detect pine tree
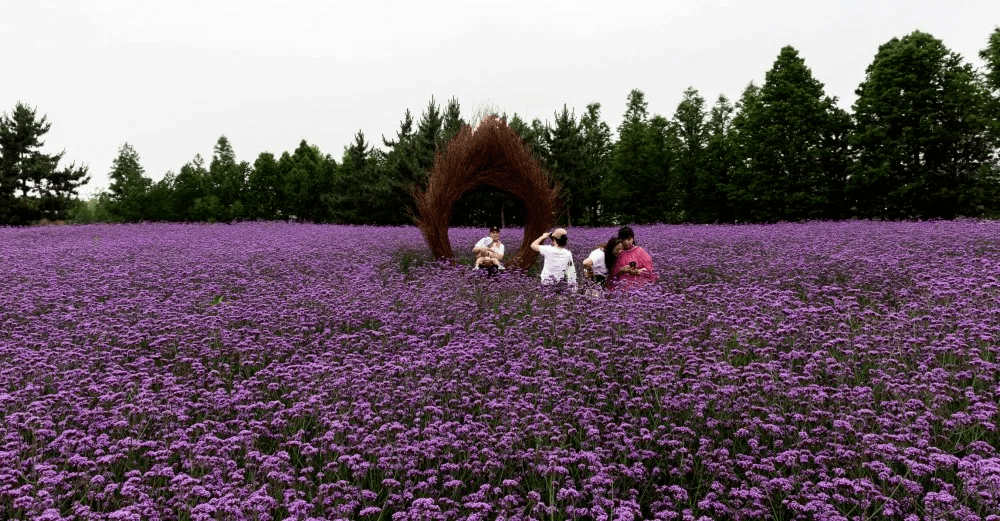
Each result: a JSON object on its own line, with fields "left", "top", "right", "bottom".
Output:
{"left": 980, "top": 27, "right": 1000, "bottom": 93}
{"left": 730, "top": 47, "right": 850, "bottom": 222}
{"left": 107, "top": 143, "right": 152, "bottom": 222}
{"left": 172, "top": 155, "right": 210, "bottom": 221}
{"left": 580, "top": 103, "right": 613, "bottom": 225}
{"left": 851, "top": 31, "right": 997, "bottom": 219}
{"left": 209, "top": 136, "right": 250, "bottom": 221}
{"left": 0, "top": 102, "right": 89, "bottom": 224}
{"left": 441, "top": 97, "right": 465, "bottom": 146}
{"left": 248, "top": 152, "right": 282, "bottom": 220}
{"left": 700, "top": 95, "right": 736, "bottom": 223}
{"left": 671, "top": 88, "right": 709, "bottom": 221}
{"left": 544, "top": 105, "right": 587, "bottom": 226}
{"left": 608, "top": 89, "right": 656, "bottom": 223}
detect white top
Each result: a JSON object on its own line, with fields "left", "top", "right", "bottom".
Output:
{"left": 587, "top": 248, "right": 608, "bottom": 277}
{"left": 475, "top": 237, "right": 505, "bottom": 268}
{"left": 538, "top": 245, "right": 577, "bottom": 286}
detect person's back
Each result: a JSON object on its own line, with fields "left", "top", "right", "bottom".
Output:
{"left": 531, "top": 228, "right": 577, "bottom": 288}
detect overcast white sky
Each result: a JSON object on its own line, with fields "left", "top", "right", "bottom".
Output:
{"left": 2, "top": 0, "right": 998, "bottom": 197}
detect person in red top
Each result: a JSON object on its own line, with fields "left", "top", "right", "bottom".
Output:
{"left": 611, "top": 226, "right": 657, "bottom": 289}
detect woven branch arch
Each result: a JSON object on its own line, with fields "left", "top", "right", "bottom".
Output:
{"left": 414, "top": 116, "right": 559, "bottom": 270}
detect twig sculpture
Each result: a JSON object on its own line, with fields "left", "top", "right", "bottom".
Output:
{"left": 414, "top": 116, "right": 559, "bottom": 270}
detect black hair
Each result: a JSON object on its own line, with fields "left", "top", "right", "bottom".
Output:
{"left": 553, "top": 234, "right": 568, "bottom": 247}
{"left": 489, "top": 226, "right": 500, "bottom": 233}
{"left": 617, "top": 226, "right": 635, "bottom": 241}
{"left": 604, "top": 237, "right": 621, "bottom": 274}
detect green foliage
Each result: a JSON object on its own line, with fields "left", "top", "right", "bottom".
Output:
{"left": 730, "top": 46, "right": 850, "bottom": 222}
{"left": 607, "top": 89, "right": 677, "bottom": 224}
{"left": 543, "top": 105, "right": 588, "bottom": 226}
{"left": 850, "top": 31, "right": 998, "bottom": 219}
{"left": 208, "top": 136, "right": 250, "bottom": 221}
{"left": 107, "top": 142, "right": 152, "bottom": 222}
{"left": 579, "top": 103, "right": 613, "bottom": 225}
{"left": 980, "top": 26, "right": 1000, "bottom": 93}
{"left": 0, "top": 102, "right": 89, "bottom": 224}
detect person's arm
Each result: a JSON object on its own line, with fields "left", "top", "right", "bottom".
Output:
{"left": 530, "top": 232, "right": 550, "bottom": 252}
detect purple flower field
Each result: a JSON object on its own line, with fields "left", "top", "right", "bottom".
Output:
{"left": 2, "top": 221, "right": 1000, "bottom": 520}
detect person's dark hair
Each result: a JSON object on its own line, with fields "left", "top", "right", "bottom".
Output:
{"left": 604, "top": 237, "right": 621, "bottom": 274}
{"left": 489, "top": 226, "right": 500, "bottom": 233}
{"left": 553, "top": 234, "right": 568, "bottom": 247}
{"left": 617, "top": 226, "right": 635, "bottom": 242}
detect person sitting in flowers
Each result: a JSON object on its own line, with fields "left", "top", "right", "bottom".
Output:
{"left": 582, "top": 236, "right": 621, "bottom": 289}
{"left": 473, "top": 226, "right": 504, "bottom": 272}
{"left": 611, "top": 226, "right": 657, "bottom": 289}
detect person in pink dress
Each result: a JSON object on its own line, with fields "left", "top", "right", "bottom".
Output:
{"left": 611, "top": 226, "right": 657, "bottom": 289}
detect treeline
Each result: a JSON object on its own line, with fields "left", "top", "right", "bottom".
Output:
{"left": 5, "top": 29, "right": 1000, "bottom": 227}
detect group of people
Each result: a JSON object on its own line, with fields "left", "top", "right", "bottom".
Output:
{"left": 472, "top": 225, "right": 657, "bottom": 291}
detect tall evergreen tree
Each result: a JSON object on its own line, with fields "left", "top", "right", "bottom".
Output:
{"left": 172, "top": 155, "right": 210, "bottom": 221}
{"left": 107, "top": 142, "right": 152, "bottom": 222}
{"left": 544, "top": 105, "right": 587, "bottom": 226}
{"left": 980, "top": 26, "right": 1000, "bottom": 93}
{"left": 441, "top": 97, "right": 465, "bottom": 146}
{"left": 580, "top": 103, "right": 613, "bottom": 225}
{"left": 850, "top": 31, "right": 997, "bottom": 219}
{"left": 209, "top": 136, "right": 250, "bottom": 221}
{"left": 0, "top": 103, "right": 89, "bottom": 224}
{"left": 281, "top": 140, "right": 335, "bottom": 222}
{"left": 699, "top": 95, "right": 737, "bottom": 223}
{"left": 248, "top": 152, "right": 283, "bottom": 220}
{"left": 671, "top": 88, "right": 709, "bottom": 221}
{"left": 412, "top": 97, "right": 444, "bottom": 183}
{"left": 608, "top": 89, "right": 657, "bottom": 223}
{"left": 730, "top": 46, "right": 850, "bottom": 222}
{"left": 329, "top": 131, "right": 384, "bottom": 223}
{"left": 380, "top": 109, "right": 421, "bottom": 224}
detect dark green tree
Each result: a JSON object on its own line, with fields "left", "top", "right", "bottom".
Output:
{"left": 172, "top": 155, "right": 211, "bottom": 221}
{"left": 208, "top": 136, "right": 250, "bottom": 221}
{"left": 145, "top": 173, "right": 176, "bottom": 222}
{"left": 328, "top": 131, "right": 386, "bottom": 223}
{"left": 543, "top": 105, "right": 588, "bottom": 226}
{"left": 247, "top": 152, "right": 283, "bottom": 220}
{"left": 579, "top": 103, "right": 613, "bottom": 225}
{"left": 379, "top": 109, "right": 422, "bottom": 224}
{"left": 106, "top": 142, "right": 152, "bottom": 222}
{"left": 441, "top": 97, "right": 465, "bottom": 146}
{"left": 671, "top": 88, "right": 709, "bottom": 221}
{"left": 980, "top": 26, "right": 1000, "bottom": 92}
{"left": 850, "top": 31, "right": 997, "bottom": 219}
{"left": 608, "top": 89, "right": 659, "bottom": 223}
{"left": 730, "top": 47, "right": 850, "bottom": 222}
{"left": 281, "top": 140, "right": 336, "bottom": 222}
{"left": 699, "top": 95, "right": 737, "bottom": 223}
{"left": 0, "top": 103, "right": 89, "bottom": 224}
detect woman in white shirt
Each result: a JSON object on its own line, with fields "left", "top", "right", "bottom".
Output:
{"left": 530, "top": 228, "right": 577, "bottom": 288}
{"left": 582, "top": 237, "right": 621, "bottom": 288}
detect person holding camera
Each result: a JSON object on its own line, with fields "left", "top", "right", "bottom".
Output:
{"left": 611, "top": 226, "right": 656, "bottom": 289}
{"left": 530, "top": 228, "right": 577, "bottom": 289}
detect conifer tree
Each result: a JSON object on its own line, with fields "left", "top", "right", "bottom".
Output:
{"left": 580, "top": 103, "right": 613, "bottom": 225}
{"left": 851, "top": 31, "right": 996, "bottom": 218}
{"left": 0, "top": 103, "right": 89, "bottom": 224}
{"left": 107, "top": 142, "right": 152, "bottom": 222}
{"left": 730, "top": 47, "right": 849, "bottom": 222}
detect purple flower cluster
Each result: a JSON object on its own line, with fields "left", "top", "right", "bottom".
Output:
{"left": 2, "top": 221, "right": 999, "bottom": 520}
